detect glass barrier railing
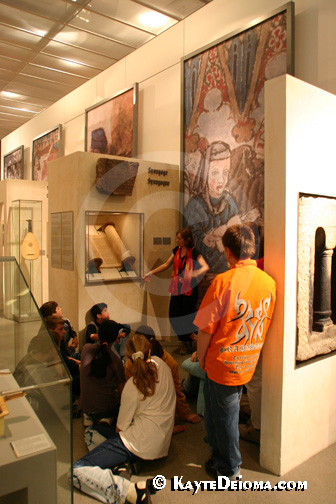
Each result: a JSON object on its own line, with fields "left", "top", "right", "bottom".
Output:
{"left": 0, "top": 256, "right": 73, "bottom": 504}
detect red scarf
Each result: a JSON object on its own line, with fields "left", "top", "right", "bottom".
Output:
{"left": 168, "top": 248, "right": 193, "bottom": 296}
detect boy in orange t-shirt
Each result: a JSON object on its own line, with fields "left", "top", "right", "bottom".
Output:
{"left": 194, "top": 224, "right": 276, "bottom": 479}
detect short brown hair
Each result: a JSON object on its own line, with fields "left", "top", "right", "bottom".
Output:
{"left": 177, "top": 228, "right": 194, "bottom": 248}
{"left": 40, "top": 301, "right": 58, "bottom": 318}
{"left": 222, "top": 224, "right": 256, "bottom": 260}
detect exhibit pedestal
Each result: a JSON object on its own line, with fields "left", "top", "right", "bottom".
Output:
{"left": 0, "top": 372, "right": 57, "bottom": 504}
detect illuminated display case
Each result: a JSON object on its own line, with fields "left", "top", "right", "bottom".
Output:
{"left": 12, "top": 200, "right": 42, "bottom": 321}
{"left": 85, "top": 210, "right": 144, "bottom": 284}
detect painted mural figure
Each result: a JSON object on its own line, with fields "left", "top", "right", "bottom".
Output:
{"left": 185, "top": 141, "right": 241, "bottom": 273}
{"left": 183, "top": 12, "right": 288, "bottom": 274}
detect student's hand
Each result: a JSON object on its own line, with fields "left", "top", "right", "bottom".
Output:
{"left": 115, "top": 331, "right": 126, "bottom": 343}
{"left": 190, "top": 332, "right": 197, "bottom": 342}
{"left": 191, "top": 351, "right": 198, "bottom": 362}
{"left": 90, "top": 333, "right": 99, "bottom": 342}
{"left": 70, "top": 335, "right": 78, "bottom": 348}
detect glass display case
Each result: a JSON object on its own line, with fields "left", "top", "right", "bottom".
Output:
{"left": 0, "top": 257, "right": 73, "bottom": 504}
{"left": 12, "top": 200, "right": 42, "bottom": 321}
{"left": 85, "top": 210, "right": 144, "bottom": 284}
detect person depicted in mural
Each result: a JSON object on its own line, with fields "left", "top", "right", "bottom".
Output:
{"left": 184, "top": 141, "right": 241, "bottom": 273}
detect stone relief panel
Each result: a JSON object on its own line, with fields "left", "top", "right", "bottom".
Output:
{"left": 297, "top": 194, "right": 336, "bottom": 362}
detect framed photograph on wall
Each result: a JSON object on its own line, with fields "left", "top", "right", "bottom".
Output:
{"left": 32, "top": 125, "right": 62, "bottom": 181}
{"left": 85, "top": 83, "right": 138, "bottom": 158}
{"left": 182, "top": 2, "right": 294, "bottom": 275}
{"left": 3, "top": 145, "right": 24, "bottom": 179}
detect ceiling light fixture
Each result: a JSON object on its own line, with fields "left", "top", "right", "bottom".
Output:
{"left": 2, "top": 105, "right": 36, "bottom": 114}
{"left": 1, "top": 91, "right": 21, "bottom": 99}
{"left": 76, "top": 9, "right": 90, "bottom": 23}
{"left": 138, "top": 12, "right": 170, "bottom": 29}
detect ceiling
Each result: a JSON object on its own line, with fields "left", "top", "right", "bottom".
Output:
{"left": 0, "top": 0, "right": 212, "bottom": 140}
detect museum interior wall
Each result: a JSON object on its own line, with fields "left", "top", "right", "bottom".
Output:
{"left": 47, "top": 152, "right": 180, "bottom": 342}
{"left": 1, "top": 0, "right": 336, "bottom": 172}
{"left": 261, "top": 74, "right": 336, "bottom": 474}
{"left": 0, "top": 0, "right": 336, "bottom": 478}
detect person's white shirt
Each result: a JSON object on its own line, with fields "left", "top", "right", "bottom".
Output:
{"left": 117, "top": 355, "right": 176, "bottom": 459}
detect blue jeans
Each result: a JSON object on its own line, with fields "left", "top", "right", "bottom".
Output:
{"left": 204, "top": 375, "right": 243, "bottom": 476}
{"left": 182, "top": 358, "right": 206, "bottom": 416}
{"left": 74, "top": 433, "right": 136, "bottom": 470}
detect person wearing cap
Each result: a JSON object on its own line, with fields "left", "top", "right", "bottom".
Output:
{"left": 184, "top": 141, "right": 241, "bottom": 274}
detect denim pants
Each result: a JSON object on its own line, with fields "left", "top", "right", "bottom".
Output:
{"left": 204, "top": 375, "right": 243, "bottom": 476}
{"left": 74, "top": 433, "right": 136, "bottom": 470}
{"left": 181, "top": 358, "right": 206, "bottom": 416}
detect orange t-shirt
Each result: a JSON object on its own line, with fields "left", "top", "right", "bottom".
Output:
{"left": 194, "top": 259, "right": 276, "bottom": 386}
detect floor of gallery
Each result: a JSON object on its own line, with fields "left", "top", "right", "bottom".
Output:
{"left": 72, "top": 341, "right": 336, "bottom": 504}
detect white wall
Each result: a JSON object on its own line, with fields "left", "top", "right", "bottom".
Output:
{"left": 1, "top": 0, "right": 336, "bottom": 173}
{"left": 262, "top": 74, "right": 336, "bottom": 475}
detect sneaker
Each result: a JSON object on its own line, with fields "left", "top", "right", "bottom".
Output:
{"left": 97, "top": 417, "right": 113, "bottom": 426}
{"left": 84, "top": 426, "right": 107, "bottom": 451}
{"left": 113, "top": 463, "right": 133, "bottom": 480}
{"left": 205, "top": 459, "right": 241, "bottom": 480}
{"left": 126, "top": 481, "right": 152, "bottom": 504}
{"left": 239, "top": 423, "right": 260, "bottom": 445}
{"left": 204, "top": 458, "right": 217, "bottom": 479}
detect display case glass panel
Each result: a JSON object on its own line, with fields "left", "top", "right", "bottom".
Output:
{"left": 85, "top": 210, "right": 144, "bottom": 284}
{"left": 12, "top": 200, "right": 42, "bottom": 321}
{"left": 0, "top": 257, "right": 73, "bottom": 504}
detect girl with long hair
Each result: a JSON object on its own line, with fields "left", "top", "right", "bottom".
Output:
{"left": 124, "top": 325, "right": 200, "bottom": 431}
{"left": 80, "top": 320, "right": 125, "bottom": 427}
{"left": 72, "top": 334, "right": 176, "bottom": 503}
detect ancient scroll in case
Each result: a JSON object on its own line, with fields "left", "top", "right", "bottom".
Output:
{"left": 86, "top": 222, "right": 137, "bottom": 281}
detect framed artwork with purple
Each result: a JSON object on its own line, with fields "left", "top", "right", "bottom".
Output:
{"left": 32, "top": 125, "right": 62, "bottom": 181}
{"left": 3, "top": 145, "right": 24, "bottom": 179}
{"left": 182, "top": 2, "right": 294, "bottom": 274}
{"left": 85, "top": 83, "right": 138, "bottom": 158}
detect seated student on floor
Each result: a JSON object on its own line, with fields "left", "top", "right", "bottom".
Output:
{"left": 44, "top": 316, "right": 81, "bottom": 399}
{"left": 86, "top": 303, "right": 130, "bottom": 362}
{"left": 71, "top": 334, "right": 176, "bottom": 502}
{"left": 39, "top": 300, "right": 80, "bottom": 359}
{"left": 80, "top": 320, "right": 125, "bottom": 431}
{"left": 124, "top": 325, "right": 200, "bottom": 433}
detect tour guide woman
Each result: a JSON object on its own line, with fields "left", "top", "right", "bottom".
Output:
{"left": 143, "top": 228, "right": 209, "bottom": 354}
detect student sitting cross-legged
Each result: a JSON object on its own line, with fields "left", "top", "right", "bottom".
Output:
{"left": 71, "top": 333, "right": 176, "bottom": 503}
